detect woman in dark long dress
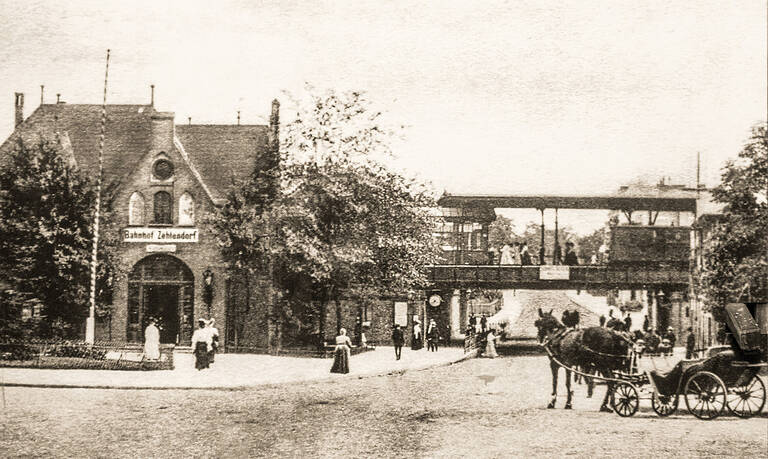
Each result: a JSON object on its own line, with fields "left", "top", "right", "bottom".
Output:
{"left": 191, "top": 319, "right": 210, "bottom": 370}
{"left": 412, "top": 320, "right": 423, "bottom": 350}
{"left": 330, "top": 328, "right": 353, "bottom": 374}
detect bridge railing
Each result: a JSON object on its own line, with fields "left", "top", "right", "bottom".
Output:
{"left": 427, "top": 265, "right": 689, "bottom": 287}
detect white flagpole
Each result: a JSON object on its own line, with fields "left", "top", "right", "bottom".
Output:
{"left": 86, "top": 49, "right": 110, "bottom": 344}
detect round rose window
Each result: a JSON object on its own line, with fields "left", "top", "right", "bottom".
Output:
{"left": 153, "top": 159, "right": 174, "bottom": 180}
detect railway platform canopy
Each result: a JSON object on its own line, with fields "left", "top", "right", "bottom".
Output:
{"left": 437, "top": 193, "right": 697, "bottom": 212}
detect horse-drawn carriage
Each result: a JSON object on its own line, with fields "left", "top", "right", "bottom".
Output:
{"left": 537, "top": 303, "right": 766, "bottom": 420}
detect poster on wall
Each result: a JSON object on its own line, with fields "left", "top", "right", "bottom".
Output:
{"left": 394, "top": 302, "right": 408, "bottom": 326}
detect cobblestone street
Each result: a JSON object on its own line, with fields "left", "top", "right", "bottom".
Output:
{"left": 2, "top": 355, "right": 765, "bottom": 458}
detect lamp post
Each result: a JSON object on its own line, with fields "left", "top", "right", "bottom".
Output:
{"left": 203, "top": 269, "right": 214, "bottom": 317}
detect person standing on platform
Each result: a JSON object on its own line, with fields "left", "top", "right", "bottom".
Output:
{"left": 392, "top": 324, "right": 405, "bottom": 360}
{"left": 191, "top": 319, "right": 211, "bottom": 370}
{"left": 538, "top": 246, "right": 546, "bottom": 265}
{"left": 206, "top": 318, "right": 219, "bottom": 364}
{"left": 564, "top": 242, "right": 579, "bottom": 266}
{"left": 500, "top": 243, "right": 513, "bottom": 264}
{"left": 685, "top": 327, "right": 696, "bottom": 359}
{"left": 553, "top": 243, "right": 562, "bottom": 265}
{"left": 330, "top": 328, "right": 353, "bottom": 374}
{"left": 512, "top": 242, "right": 522, "bottom": 265}
{"left": 144, "top": 318, "right": 161, "bottom": 361}
{"left": 520, "top": 242, "right": 532, "bottom": 265}
{"left": 412, "top": 320, "right": 423, "bottom": 350}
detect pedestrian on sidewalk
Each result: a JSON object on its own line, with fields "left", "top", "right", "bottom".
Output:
{"left": 206, "top": 319, "right": 219, "bottom": 364}
{"left": 412, "top": 320, "right": 423, "bottom": 350}
{"left": 427, "top": 319, "right": 440, "bottom": 352}
{"left": 392, "top": 324, "right": 405, "bottom": 360}
{"left": 480, "top": 314, "right": 488, "bottom": 333}
{"left": 685, "top": 327, "right": 696, "bottom": 359}
{"left": 483, "top": 328, "right": 498, "bottom": 358}
{"left": 330, "top": 328, "right": 353, "bottom": 374}
{"left": 144, "top": 318, "right": 161, "bottom": 361}
{"left": 191, "top": 319, "right": 211, "bottom": 370}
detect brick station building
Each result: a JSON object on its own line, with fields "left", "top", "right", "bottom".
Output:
{"left": 1, "top": 93, "right": 423, "bottom": 349}
{"left": 0, "top": 92, "right": 285, "bottom": 347}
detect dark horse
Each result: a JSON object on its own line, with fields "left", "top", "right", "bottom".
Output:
{"left": 535, "top": 308, "right": 631, "bottom": 412}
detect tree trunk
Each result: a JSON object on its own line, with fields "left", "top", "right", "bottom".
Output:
{"left": 318, "top": 299, "right": 327, "bottom": 350}
{"left": 335, "top": 298, "right": 342, "bottom": 334}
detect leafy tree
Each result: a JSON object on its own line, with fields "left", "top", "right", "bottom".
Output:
{"left": 577, "top": 227, "right": 606, "bottom": 263}
{"left": 519, "top": 221, "right": 577, "bottom": 263}
{"left": 488, "top": 214, "right": 518, "bottom": 249}
{"left": 210, "top": 87, "right": 441, "bottom": 346}
{"left": 699, "top": 124, "right": 768, "bottom": 321}
{"left": 0, "top": 139, "right": 117, "bottom": 338}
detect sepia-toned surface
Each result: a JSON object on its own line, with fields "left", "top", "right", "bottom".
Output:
{"left": 2, "top": 357, "right": 765, "bottom": 458}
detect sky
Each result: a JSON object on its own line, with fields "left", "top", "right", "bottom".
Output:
{"left": 0, "top": 0, "right": 765, "bottom": 234}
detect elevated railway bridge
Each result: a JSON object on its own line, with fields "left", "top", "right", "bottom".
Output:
{"left": 420, "top": 192, "right": 700, "bottom": 341}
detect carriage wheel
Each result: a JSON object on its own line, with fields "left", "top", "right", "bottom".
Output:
{"left": 684, "top": 371, "right": 726, "bottom": 420}
{"left": 651, "top": 391, "right": 678, "bottom": 417}
{"left": 726, "top": 375, "right": 766, "bottom": 418}
{"left": 611, "top": 382, "right": 639, "bottom": 417}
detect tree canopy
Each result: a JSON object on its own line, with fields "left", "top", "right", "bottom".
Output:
{"left": 699, "top": 123, "right": 768, "bottom": 320}
{"left": 210, "top": 87, "right": 441, "bottom": 342}
{"left": 0, "top": 139, "right": 117, "bottom": 338}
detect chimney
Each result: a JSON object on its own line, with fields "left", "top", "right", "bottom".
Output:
{"left": 150, "top": 112, "right": 175, "bottom": 154}
{"left": 188, "top": 116, "right": 191, "bottom": 126}
{"left": 40, "top": 85, "right": 44, "bottom": 105}
{"left": 56, "top": 93, "right": 61, "bottom": 104}
{"left": 14, "top": 92, "right": 24, "bottom": 127}
{"left": 237, "top": 110, "right": 240, "bottom": 126}
{"left": 150, "top": 84, "right": 155, "bottom": 106}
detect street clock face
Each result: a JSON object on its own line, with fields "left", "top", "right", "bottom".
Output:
{"left": 428, "top": 294, "right": 442, "bottom": 307}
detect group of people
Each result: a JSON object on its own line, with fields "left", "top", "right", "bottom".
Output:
{"left": 331, "top": 318, "right": 443, "bottom": 374}
{"left": 190, "top": 318, "right": 220, "bottom": 370}
{"left": 466, "top": 312, "right": 489, "bottom": 335}
{"left": 495, "top": 241, "right": 580, "bottom": 266}
{"left": 466, "top": 313, "right": 500, "bottom": 358}
{"left": 497, "top": 242, "right": 532, "bottom": 265}
{"left": 598, "top": 308, "right": 697, "bottom": 360}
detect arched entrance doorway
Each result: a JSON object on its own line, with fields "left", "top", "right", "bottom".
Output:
{"left": 127, "top": 255, "right": 194, "bottom": 344}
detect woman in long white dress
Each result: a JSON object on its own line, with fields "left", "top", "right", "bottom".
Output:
{"left": 483, "top": 329, "right": 499, "bottom": 358}
{"left": 144, "top": 319, "right": 161, "bottom": 360}
{"left": 500, "top": 243, "right": 513, "bottom": 265}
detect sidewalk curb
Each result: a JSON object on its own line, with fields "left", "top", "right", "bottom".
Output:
{"left": 0, "top": 350, "right": 477, "bottom": 391}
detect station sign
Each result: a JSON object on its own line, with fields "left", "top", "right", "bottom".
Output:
{"left": 123, "top": 227, "right": 198, "bottom": 243}
{"left": 539, "top": 265, "right": 570, "bottom": 280}
{"left": 146, "top": 244, "right": 177, "bottom": 253}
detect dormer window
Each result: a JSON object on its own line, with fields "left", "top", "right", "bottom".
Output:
{"left": 153, "top": 158, "right": 174, "bottom": 180}
{"left": 153, "top": 191, "right": 173, "bottom": 224}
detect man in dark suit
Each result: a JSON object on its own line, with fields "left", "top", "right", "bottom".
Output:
{"left": 392, "top": 324, "right": 405, "bottom": 360}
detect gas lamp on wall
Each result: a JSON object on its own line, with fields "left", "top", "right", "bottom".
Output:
{"left": 202, "top": 269, "right": 214, "bottom": 315}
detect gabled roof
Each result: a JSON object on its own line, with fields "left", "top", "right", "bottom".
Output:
{"left": 175, "top": 124, "right": 269, "bottom": 201}
{"left": 0, "top": 104, "right": 154, "bottom": 187}
{"left": 0, "top": 104, "right": 271, "bottom": 202}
